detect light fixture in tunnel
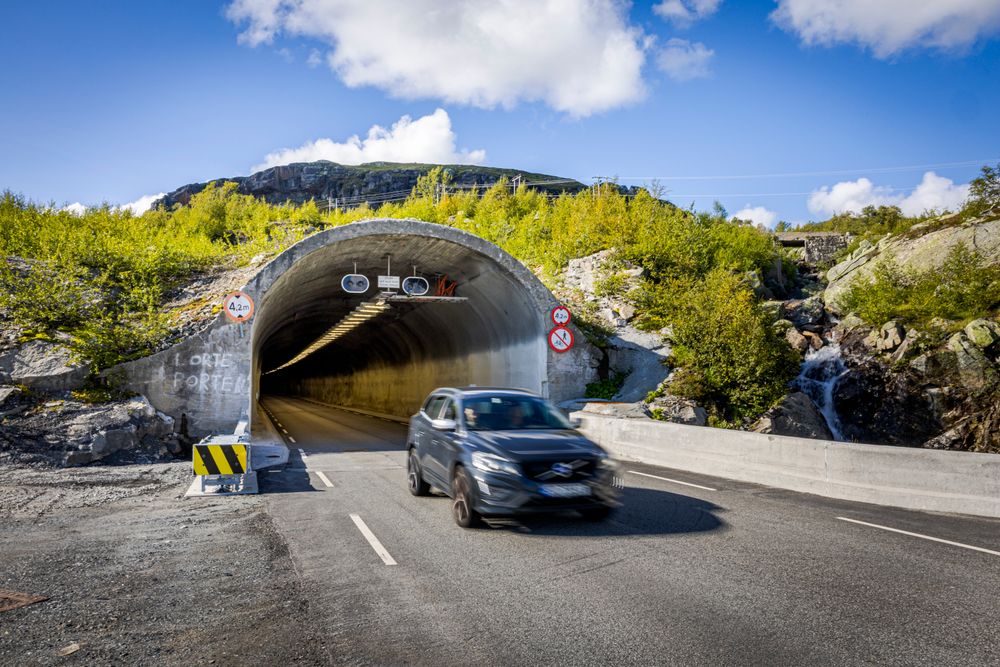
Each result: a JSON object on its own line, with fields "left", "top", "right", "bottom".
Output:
{"left": 265, "top": 296, "right": 393, "bottom": 374}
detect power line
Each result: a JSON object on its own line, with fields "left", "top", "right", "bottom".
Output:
{"left": 609, "top": 158, "right": 997, "bottom": 182}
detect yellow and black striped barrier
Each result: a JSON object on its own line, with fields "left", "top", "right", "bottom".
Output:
{"left": 194, "top": 442, "right": 248, "bottom": 476}
{"left": 187, "top": 434, "right": 257, "bottom": 496}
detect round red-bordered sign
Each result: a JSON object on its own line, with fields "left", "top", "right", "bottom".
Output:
{"left": 551, "top": 305, "right": 572, "bottom": 326}
{"left": 548, "top": 325, "right": 574, "bottom": 353}
{"left": 223, "top": 291, "right": 255, "bottom": 323}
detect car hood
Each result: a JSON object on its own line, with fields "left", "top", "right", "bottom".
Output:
{"left": 467, "top": 430, "right": 604, "bottom": 462}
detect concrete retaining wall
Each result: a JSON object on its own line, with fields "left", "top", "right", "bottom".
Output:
{"left": 574, "top": 413, "right": 1000, "bottom": 519}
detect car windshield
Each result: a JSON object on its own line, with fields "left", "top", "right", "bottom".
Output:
{"left": 462, "top": 395, "right": 573, "bottom": 431}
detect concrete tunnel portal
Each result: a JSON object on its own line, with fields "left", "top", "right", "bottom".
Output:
{"left": 252, "top": 221, "right": 568, "bottom": 420}
{"left": 119, "top": 219, "right": 594, "bottom": 439}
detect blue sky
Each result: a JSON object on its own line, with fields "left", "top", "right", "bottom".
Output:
{"left": 1, "top": 0, "right": 998, "bottom": 224}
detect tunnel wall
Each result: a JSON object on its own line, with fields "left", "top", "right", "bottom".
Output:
{"left": 282, "top": 337, "right": 544, "bottom": 417}
{"left": 115, "top": 218, "right": 597, "bottom": 437}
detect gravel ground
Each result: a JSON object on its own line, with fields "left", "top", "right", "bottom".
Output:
{"left": 0, "top": 462, "right": 330, "bottom": 666}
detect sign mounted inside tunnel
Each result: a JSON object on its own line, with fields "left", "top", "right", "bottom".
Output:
{"left": 548, "top": 326, "right": 574, "bottom": 353}
{"left": 222, "top": 291, "right": 254, "bottom": 323}
{"left": 378, "top": 275, "right": 401, "bottom": 289}
{"left": 341, "top": 274, "right": 370, "bottom": 293}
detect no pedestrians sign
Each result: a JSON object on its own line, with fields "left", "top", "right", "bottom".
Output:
{"left": 548, "top": 325, "right": 574, "bottom": 353}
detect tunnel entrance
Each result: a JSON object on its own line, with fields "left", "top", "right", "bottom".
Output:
{"left": 250, "top": 218, "right": 587, "bottom": 424}
{"left": 117, "top": 218, "right": 593, "bottom": 438}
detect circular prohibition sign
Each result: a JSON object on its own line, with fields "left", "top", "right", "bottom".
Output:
{"left": 551, "top": 305, "right": 572, "bottom": 327}
{"left": 223, "top": 290, "right": 255, "bottom": 323}
{"left": 548, "top": 325, "right": 574, "bottom": 353}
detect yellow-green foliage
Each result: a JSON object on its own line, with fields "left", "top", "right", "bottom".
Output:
{"left": 1, "top": 177, "right": 792, "bottom": 423}
{"left": 638, "top": 269, "right": 799, "bottom": 425}
{"left": 842, "top": 244, "right": 1000, "bottom": 329}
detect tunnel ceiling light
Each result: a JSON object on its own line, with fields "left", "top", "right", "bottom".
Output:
{"left": 265, "top": 296, "right": 393, "bottom": 375}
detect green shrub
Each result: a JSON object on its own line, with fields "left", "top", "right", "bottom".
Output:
{"left": 584, "top": 371, "right": 628, "bottom": 399}
{"left": 655, "top": 270, "right": 799, "bottom": 424}
{"left": 842, "top": 244, "right": 1000, "bottom": 328}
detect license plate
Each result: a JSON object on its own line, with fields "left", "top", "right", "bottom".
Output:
{"left": 539, "top": 483, "right": 591, "bottom": 498}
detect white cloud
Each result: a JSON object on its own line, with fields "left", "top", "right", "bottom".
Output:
{"left": 731, "top": 205, "right": 778, "bottom": 228}
{"left": 656, "top": 38, "right": 714, "bottom": 81}
{"left": 117, "top": 193, "right": 166, "bottom": 216}
{"left": 252, "top": 108, "right": 485, "bottom": 173}
{"left": 306, "top": 48, "right": 322, "bottom": 68}
{"left": 61, "top": 202, "right": 87, "bottom": 216}
{"left": 807, "top": 171, "right": 970, "bottom": 217}
{"left": 226, "top": 0, "right": 648, "bottom": 116}
{"left": 654, "top": 0, "right": 722, "bottom": 27}
{"left": 772, "top": 0, "right": 1000, "bottom": 57}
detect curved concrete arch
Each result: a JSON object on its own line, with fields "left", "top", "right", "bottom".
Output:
{"left": 118, "top": 218, "right": 596, "bottom": 437}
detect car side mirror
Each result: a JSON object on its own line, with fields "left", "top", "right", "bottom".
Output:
{"left": 570, "top": 417, "right": 582, "bottom": 428}
{"left": 432, "top": 418, "right": 457, "bottom": 431}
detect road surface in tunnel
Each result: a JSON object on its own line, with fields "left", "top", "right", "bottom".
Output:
{"left": 258, "top": 396, "right": 1000, "bottom": 666}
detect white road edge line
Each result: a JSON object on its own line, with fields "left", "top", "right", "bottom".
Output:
{"left": 836, "top": 517, "right": 1000, "bottom": 557}
{"left": 298, "top": 448, "right": 308, "bottom": 457}
{"left": 350, "top": 513, "right": 397, "bottom": 565}
{"left": 627, "top": 470, "right": 717, "bottom": 492}
{"left": 315, "top": 471, "right": 334, "bottom": 488}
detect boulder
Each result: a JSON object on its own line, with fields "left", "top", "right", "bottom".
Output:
{"left": 964, "top": 319, "right": 1000, "bottom": 349}
{"left": 784, "top": 296, "right": 825, "bottom": 327}
{"left": 946, "top": 332, "right": 999, "bottom": 391}
{"left": 801, "top": 330, "right": 824, "bottom": 350}
{"left": 0, "top": 385, "right": 21, "bottom": 409}
{"left": 0, "top": 340, "right": 89, "bottom": 391}
{"left": 63, "top": 396, "right": 175, "bottom": 465}
{"left": 785, "top": 328, "right": 810, "bottom": 354}
{"left": 645, "top": 395, "right": 707, "bottom": 426}
{"left": 752, "top": 392, "right": 833, "bottom": 440}
{"left": 874, "top": 321, "right": 905, "bottom": 353}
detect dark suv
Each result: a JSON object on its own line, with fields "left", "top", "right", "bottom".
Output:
{"left": 406, "top": 387, "right": 620, "bottom": 527}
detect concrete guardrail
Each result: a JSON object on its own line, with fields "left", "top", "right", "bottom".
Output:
{"left": 573, "top": 412, "right": 1000, "bottom": 519}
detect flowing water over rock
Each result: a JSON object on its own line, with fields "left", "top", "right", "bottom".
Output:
{"left": 796, "top": 344, "right": 849, "bottom": 441}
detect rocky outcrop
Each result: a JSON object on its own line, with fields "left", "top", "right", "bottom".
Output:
{"left": 825, "top": 217, "right": 1000, "bottom": 312}
{"left": 156, "top": 161, "right": 597, "bottom": 209}
{"left": 752, "top": 391, "right": 833, "bottom": 440}
{"left": 646, "top": 394, "right": 707, "bottom": 426}
{"left": 559, "top": 249, "right": 671, "bottom": 403}
{"left": 62, "top": 396, "right": 175, "bottom": 465}
{"left": 0, "top": 340, "right": 89, "bottom": 391}
{"left": 829, "top": 318, "right": 1000, "bottom": 452}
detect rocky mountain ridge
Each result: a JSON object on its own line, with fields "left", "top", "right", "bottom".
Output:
{"left": 155, "top": 161, "right": 598, "bottom": 209}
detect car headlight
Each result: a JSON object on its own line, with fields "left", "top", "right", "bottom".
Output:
{"left": 471, "top": 452, "right": 521, "bottom": 476}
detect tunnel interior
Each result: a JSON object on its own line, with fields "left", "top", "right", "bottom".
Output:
{"left": 251, "top": 231, "right": 549, "bottom": 422}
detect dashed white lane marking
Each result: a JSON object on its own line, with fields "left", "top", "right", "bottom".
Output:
{"left": 837, "top": 517, "right": 1000, "bottom": 557}
{"left": 315, "top": 471, "right": 334, "bottom": 488}
{"left": 298, "top": 448, "right": 308, "bottom": 459}
{"left": 281, "top": 428, "right": 289, "bottom": 434}
{"left": 288, "top": 436, "right": 297, "bottom": 444}
{"left": 627, "top": 470, "right": 717, "bottom": 492}
{"left": 350, "top": 514, "right": 397, "bottom": 565}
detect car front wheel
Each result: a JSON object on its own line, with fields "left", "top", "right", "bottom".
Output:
{"left": 407, "top": 449, "right": 430, "bottom": 496}
{"left": 451, "top": 467, "right": 481, "bottom": 528}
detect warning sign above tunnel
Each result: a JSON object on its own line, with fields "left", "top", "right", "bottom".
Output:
{"left": 223, "top": 291, "right": 254, "bottom": 323}
{"left": 548, "top": 326, "right": 574, "bottom": 353}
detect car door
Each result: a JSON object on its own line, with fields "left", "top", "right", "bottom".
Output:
{"left": 418, "top": 395, "right": 448, "bottom": 487}
{"left": 428, "top": 397, "right": 461, "bottom": 491}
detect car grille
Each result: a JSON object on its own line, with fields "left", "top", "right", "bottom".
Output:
{"left": 522, "top": 459, "right": 597, "bottom": 482}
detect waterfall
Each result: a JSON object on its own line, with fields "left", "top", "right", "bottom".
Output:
{"left": 796, "top": 344, "right": 849, "bottom": 441}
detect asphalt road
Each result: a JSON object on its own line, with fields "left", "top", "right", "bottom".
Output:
{"left": 259, "top": 395, "right": 1000, "bottom": 667}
